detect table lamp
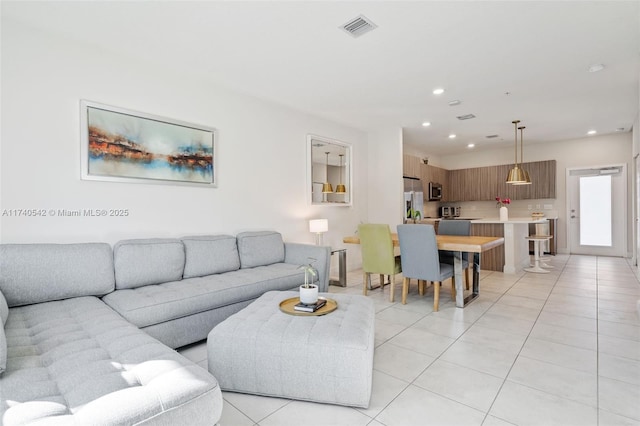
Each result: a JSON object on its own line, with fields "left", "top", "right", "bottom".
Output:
{"left": 309, "top": 219, "right": 328, "bottom": 246}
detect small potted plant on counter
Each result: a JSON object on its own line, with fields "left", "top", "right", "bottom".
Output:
{"left": 406, "top": 207, "right": 422, "bottom": 223}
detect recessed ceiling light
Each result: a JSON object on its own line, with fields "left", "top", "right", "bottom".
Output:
{"left": 587, "top": 130, "right": 597, "bottom": 135}
{"left": 422, "top": 121, "right": 431, "bottom": 127}
{"left": 433, "top": 88, "right": 445, "bottom": 95}
{"left": 588, "top": 63, "right": 605, "bottom": 73}
{"left": 467, "top": 143, "right": 475, "bottom": 148}
{"left": 448, "top": 134, "right": 456, "bottom": 139}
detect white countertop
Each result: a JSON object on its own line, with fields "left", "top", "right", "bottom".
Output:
{"left": 471, "top": 217, "right": 549, "bottom": 224}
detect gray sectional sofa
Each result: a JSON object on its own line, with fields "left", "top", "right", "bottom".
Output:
{"left": 0, "top": 231, "right": 330, "bottom": 425}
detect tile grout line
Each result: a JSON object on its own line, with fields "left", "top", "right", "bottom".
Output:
{"left": 364, "top": 274, "right": 504, "bottom": 424}
{"left": 374, "top": 271, "right": 529, "bottom": 423}
{"left": 479, "top": 254, "right": 569, "bottom": 425}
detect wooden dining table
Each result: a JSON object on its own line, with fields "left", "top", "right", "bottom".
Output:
{"left": 343, "top": 233, "right": 504, "bottom": 308}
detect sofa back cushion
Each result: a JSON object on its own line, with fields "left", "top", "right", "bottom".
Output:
{"left": 114, "top": 239, "right": 185, "bottom": 289}
{"left": 0, "top": 289, "right": 7, "bottom": 374}
{"left": 181, "top": 235, "right": 240, "bottom": 278}
{"left": 0, "top": 243, "right": 115, "bottom": 307}
{"left": 236, "top": 231, "right": 285, "bottom": 268}
{"left": 0, "top": 290, "right": 7, "bottom": 325}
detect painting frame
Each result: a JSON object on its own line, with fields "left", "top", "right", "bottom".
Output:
{"left": 80, "top": 100, "right": 217, "bottom": 188}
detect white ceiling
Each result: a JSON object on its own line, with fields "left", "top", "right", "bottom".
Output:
{"left": 3, "top": 1, "right": 639, "bottom": 155}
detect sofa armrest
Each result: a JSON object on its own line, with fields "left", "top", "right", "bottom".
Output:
{"left": 284, "top": 243, "right": 331, "bottom": 292}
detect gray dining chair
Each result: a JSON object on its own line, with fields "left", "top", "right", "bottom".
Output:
{"left": 438, "top": 220, "right": 471, "bottom": 291}
{"left": 397, "top": 224, "right": 455, "bottom": 311}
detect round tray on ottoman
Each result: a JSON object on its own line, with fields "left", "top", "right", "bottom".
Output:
{"left": 278, "top": 296, "right": 338, "bottom": 316}
{"left": 206, "top": 290, "right": 375, "bottom": 408}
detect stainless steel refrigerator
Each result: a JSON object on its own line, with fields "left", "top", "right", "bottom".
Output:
{"left": 403, "top": 177, "right": 424, "bottom": 222}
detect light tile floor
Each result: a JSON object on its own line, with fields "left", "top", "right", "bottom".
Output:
{"left": 178, "top": 254, "right": 640, "bottom": 426}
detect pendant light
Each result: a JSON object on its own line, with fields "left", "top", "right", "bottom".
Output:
{"left": 335, "top": 154, "right": 346, "bottom": 194}
{"left": 512, "top": 126, "right": 532, "bottom": 185}
{"left": 322, "top": 152, "right": 334, "bottom": 193}
{"left": 506, "top": 120, "right": 527, "bottom": 184}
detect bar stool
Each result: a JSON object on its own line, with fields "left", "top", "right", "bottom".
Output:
{"left": 536, "top": 237, "right": 554, "bottom": 269}
{"left": 524, "top": 235, "right": 552, "bottom": 273}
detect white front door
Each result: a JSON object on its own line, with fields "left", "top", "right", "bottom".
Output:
{"left": 568, "top": 165, "right": 626, "bottom": 256}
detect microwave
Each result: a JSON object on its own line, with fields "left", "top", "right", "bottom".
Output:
{"left": 428, "top": 182, "right": 442, "bottom": 201}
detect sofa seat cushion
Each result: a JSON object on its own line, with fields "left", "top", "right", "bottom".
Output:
{"left": 101, "top": 263, "right": 305, "bottom": 328}
{"left": 1, "top": 296, "right": 222, "bottom": 425}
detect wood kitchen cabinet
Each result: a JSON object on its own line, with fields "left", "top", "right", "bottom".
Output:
{"left": 402, "top": 154, "right": 556, "bottom": 201}
{"left": 529, "top": 160, "right": 556, "bottom": 199}
{"left": 447, "top": 160, "right": 556, "bottom": 201}
{"left": 448, "top": 166, "right": 500, "bottom": 201}
{"left": 402, "top": 154, "right": 422, "bottom": 178}
{"left": 422, "top": 164, "right": 448, "bottom": 201}
{"left": 507, "top": 160, "right": 557, "bottom": 200}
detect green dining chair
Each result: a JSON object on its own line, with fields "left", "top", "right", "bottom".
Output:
{"left": 358, "top": 223, "right": 402, "bottom": 302}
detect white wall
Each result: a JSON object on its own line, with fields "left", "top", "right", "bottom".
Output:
{"left": 634, "top": 75, "right": 640, "bottom": 268}
{"left": 367, "top": 128, "right": 404, "bottom": 227}
{"left": 0, "top": 19, "right": 369, "bottom": 263}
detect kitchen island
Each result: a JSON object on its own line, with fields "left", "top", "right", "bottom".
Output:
{"left": 470, "top": 218, "right": 548, "bottom": 274}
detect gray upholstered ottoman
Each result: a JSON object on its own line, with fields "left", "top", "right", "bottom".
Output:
{"left": 207, "top": 290, "right": 375, "bottom": 408}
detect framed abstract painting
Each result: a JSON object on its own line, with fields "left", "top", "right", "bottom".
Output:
{"left": 80, "top": 100, "right": 217, "bottom": 187}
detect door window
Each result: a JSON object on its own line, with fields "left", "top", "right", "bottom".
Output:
{"left": 579, "top": 175, "right": 612, "bottom": 246}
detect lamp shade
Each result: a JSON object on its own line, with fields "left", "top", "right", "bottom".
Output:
{"left": 511, "top": 169, "right": 532, "bottom": 185}
{"left": 335, "top": 184, "right": 346, "bottom": 194}
{"left": 309, "top": 219, "right": 328, "bottom": 233}
{"left": 511, "top": 125, "right": 532, "bottom": 185}
{"left": 506, "top": 119, "right": 526, "bottom": 184}
{"left": 506, "top": 166, "right": 527, "bottom": 184}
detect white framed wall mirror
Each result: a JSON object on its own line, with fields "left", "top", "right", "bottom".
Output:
{"left": 307, "top": 134, "right": 352, "bottom": 206}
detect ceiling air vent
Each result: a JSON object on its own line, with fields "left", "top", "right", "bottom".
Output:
{"left": 340, "top": 15, "right": 377, "bottom": 38}
{"left": 485, "top": 134, "right": 499, "bottom": 139}
{"left": 457, "top": 114, "right": 476, "bottom": 120}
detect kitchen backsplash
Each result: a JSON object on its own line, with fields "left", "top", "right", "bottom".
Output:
{"left": 424, "top": 199, "right": 558, "bottom": 219}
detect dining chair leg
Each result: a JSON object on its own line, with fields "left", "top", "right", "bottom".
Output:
{"left": 363, "top": 272, "right": 368, "bottom": 296}
{"left": 434, "top": 281, "right": 441, "bottom": 312}
{"left": 389, "top": 274, "right": 395, "bottom": 303}
{"left": 402, "top": 277, "right": 409, "bottom": 304}
{"left": 451, "top": 277, "right": 456, "bottom": 300}
{"left": 465, "top": 268, "right": 470, "bottom": 290}
{"left": 418, "top": 280, "right": 425, "bottom": 296}
{"left": 380, "top": 274, "right": 385, "bottom": 289}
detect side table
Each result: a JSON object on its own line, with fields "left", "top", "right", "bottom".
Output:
{"left": 329, "top": 248, "right": 347, "bottom": 287}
